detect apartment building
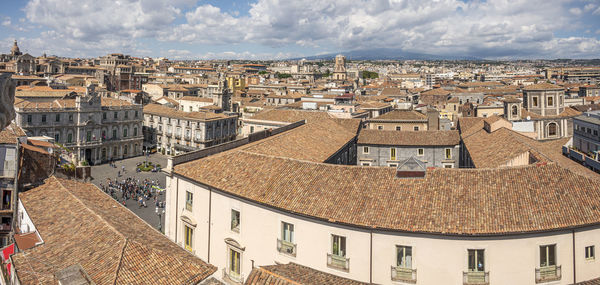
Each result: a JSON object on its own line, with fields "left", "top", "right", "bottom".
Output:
{"left": 573, "top": 110, "right": 600, "bottom": 154}
{"left": 0, "top": 123, "right": 25, "bottom": 247}
{"left": 143, "top": 104, "right": 237, "bottom": 155}
{"left": 357, "top": 130, "right": 460, "bottom": 168}
{"left": 14, "top": 85, "right": 143, "bottom": 165}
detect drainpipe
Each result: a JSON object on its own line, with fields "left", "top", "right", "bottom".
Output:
{"left": 572, "top": 229, "right": 576, "bottom": 284}
{"left": 174, "top": 176, "right": 179, "bottom": 244}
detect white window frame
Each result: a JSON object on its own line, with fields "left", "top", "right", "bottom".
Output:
{"left": 363, "top": 146, "right": 369, "bottom": 154}
{"left": 417, "top": 148, "right": 424, "bottom": 156}
{"left": 585, "top": 246, "right": 595, "bottom": 261}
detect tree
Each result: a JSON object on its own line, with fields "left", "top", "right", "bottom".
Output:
{"left": 362, "top": 71, "right": 379, "bottom": 79}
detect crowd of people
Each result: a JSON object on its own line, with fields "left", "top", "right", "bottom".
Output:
{"left": 100, "top": 177, "right": 165, "bottom": 209}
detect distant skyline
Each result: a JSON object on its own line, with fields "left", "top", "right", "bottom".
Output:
{"left": 0, "top": 0, "right": 599, "bottom": 60}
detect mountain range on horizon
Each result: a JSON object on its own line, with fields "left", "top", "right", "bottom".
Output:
{"left": 289, "top": 48, "right": 483, "bottom": 61}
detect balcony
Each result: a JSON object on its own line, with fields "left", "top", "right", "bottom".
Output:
{"left": 222, "top": 268, "right": 243, "bottom": 285}
{"left": 391, "top": 266, "right": 417, "bottom": 284}
{"left": 175, "top": 134, "right": 182, "bottom": 139}
{"left": 184, "top": 135, "right": 191, "bottom": 141}
{"left": 277, "top": 239, "right": 297, "bottom": 257}
{"left": 536, "top": 265, "right": 561, "bottom": 283}
{"left": 327, "top": 253, "right": 349, "bottom": 271}
{"left": 463, "top": 271, "right": 489, "bottom": 285}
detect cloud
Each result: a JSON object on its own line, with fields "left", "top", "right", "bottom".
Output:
{"left": 1, "top": 17, "right": 10, "bottom": 27}
{"left": 584, "top": 3, "right": 596, "bottom": 12}
{"left": 162, "top": 0, "right": 599, "bottom": 58}
{"left": 569, "top": 7, "right": 582, "bottom": 15}
{"left": 15, "top": 0, "right": 600, "bottom": 59}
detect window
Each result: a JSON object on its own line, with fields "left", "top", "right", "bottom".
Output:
{"left": 229, "top": 248, "right": 241, "bottom": 279}
{"left": 86, "top": 131, "right": 92, "bottom": 141}
{"left": 41, "top": 115, "right": 46, "bottom": 123}
{"left": 548, "top": 122, "right": 558, "bottom": 137}
{"left": 396, "top": 126, "right": 402, "bottom": 131}
{"left": 445, "top": 148, "right": 452, "bottom": 159}
{"left": 417, "top": 148, "right": 424, "bottom": 156}
{"left": 67, "top": 133, "right": 73, "bottom": 143}
{"left": 103, "top": 112, "right": 107, "bottom": 120}
{"left": 363, "top": 146, "right": 369, "bottom": 154}
{"left": 586, "top": 246, "right": 595, "bottom": 260}
{"left": 444, "top": 164, "right": 453, "bottom": 168}
{"left": 332, "top": 235, "right": 346, "bottom": 257}
{"left": 134, "top": 127, "right": 138, "bottom": 136}
{"left": 124, "top": 111, "right": 128, "bottom": 119}
{"left": 134, "top": 110, "right": 138, "bottom": 118}
{"left": 27, "top": 115, "right": 32, "bottom": 123}
{"left": 388, "top": 163, "right": 398, "bottom": 167}
{"left": 54, "top": 133, "right": 59, "bottom": 142}
{"left": 377, "top": 125, "right": 383, "bottom": 130}
{"left": 250, "top": 126, "right": 254, "bottom": 133}
{"left": 231, "top": 209, "right": 240, "bottom": 232}
{"left": 547, "top": 96, "right": 554, "bottom": 107}
{"left": 123, "top": 128, "right": 128, "bottom": 138}
{"left": 532, "top": 96, "right": 539, "bottom": 107}
{"left": 361, "top": 162, "right": 371, "bottom": 166}
{"left": 112, "top": 129, "right": 117, "bottom": 139}
{"left": 184, "top": 225, "right": 193, "bottom": 251}
{"left": 397, "top": 246, "right": 412, "bottom": 269}
{"left": 55, "top": 114, "right": 60, "bottom": 122}
{"left": 413, "top": 126, "right": 419, "bottom": 131}
{"left": 540, "top": 244, "right": 556, "bottom": 267}
{"left": 468, "top": 249, "right": 485, "bottom": 272}
{"left": 69, "top": 114, "right": 73, "bottom": 122}
{"left": 185, "top": 191, "right": 193, "bottom": 212}
{"left": 390, "top": 148, "right": 396, "bottom": 160}
{"left": 282, "top": 222, "right": 294, "bottom": 243}
{"left": 114, "top": 112, "right": 118, "bottom": 119}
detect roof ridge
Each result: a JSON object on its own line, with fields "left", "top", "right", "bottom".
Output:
{"left": 112, "top": 238, "right": 128, "bottom": 285}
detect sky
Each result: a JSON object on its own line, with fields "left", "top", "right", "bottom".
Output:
{"left": 0, "top": 0, "right": 599, "bottom": 60}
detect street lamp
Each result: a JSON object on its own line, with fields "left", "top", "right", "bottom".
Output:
{"left": 155, "top": 207, "right": 165, "bottom": 233}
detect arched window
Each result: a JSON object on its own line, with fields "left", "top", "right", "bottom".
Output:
{"left": 133, "top": 127, "right": 138, "bottom": 136}
{"left": 511, "top": 105, "right": 518, "bottom": 116}
{"left": 548, "top": 122, "right": 558, "bottom": 137}
{"left": 123, "top": 128, "right": 128, "bottom": 138}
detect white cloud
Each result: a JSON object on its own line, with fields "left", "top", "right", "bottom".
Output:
{"left": 1, "top": 17, "right": 11, "bottom": 27}
{"left": 584, "top": 3, "right": 596, "bottom": 12}
{"left": 15, "top": 0, "right": 600, "bottom": 59}
{"left": 569, "top": 7, "right": 582, "bottom": 15}
{"left": 162, "top": 0, "right": 599, "bottom": 58}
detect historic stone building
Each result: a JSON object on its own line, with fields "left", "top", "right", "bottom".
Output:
{"left": 0, "top": 41, "right": 36, "bottom": 74}
{"left": 14, "top": 85, "right": 143, "bottom": 165}
{"left": 333, "top": 54, "right": 347, "bottom": 81}
{"left": 506, "top": 83, "right": 581, "bottom": 140}
{"left": 143, "top": 103, "right": 238, "bottom": 155}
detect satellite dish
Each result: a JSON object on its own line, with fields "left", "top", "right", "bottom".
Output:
{"left": 526, "top": 116, "right": 531, "bottom": 120}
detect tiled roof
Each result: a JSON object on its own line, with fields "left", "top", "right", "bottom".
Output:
{"left": 420, "top": 88, "right": 451, "bottom": 96}
{"left": 179, "top": 96, "right": 213, "bottom": 103}
{"left": 12, "top": 177, "right": 216, "bottom": 285}
{"left": 175, "top": 149, "right": 600, "bottom": 235}
{"left": 359, "top": 101, "right": 392, "bottom": 109}
{"left": 0, "top": 123, "right": 26, "bottom": 144}
{"left": 245, "top": 263, "right": 368, "bottom": 285}
{"left": 143, "top": 103, "right": 231, "bottom": 121}
{"left": 368, "top": 109, "right": 427, "bottom": 121}
{"left": 522, "top": 83, "right": 564, "bottom": 90}
{"left": 243, "top": 118, "right": 360, "bottom": 162}
{"left": 250, "top": 109, "right": 333, "bottom": 123}
{"left": 14, "top": 97, "right": 133, "bottom": 109}
{"left": 358, "top": 130, "right": 460, "bottom": 146}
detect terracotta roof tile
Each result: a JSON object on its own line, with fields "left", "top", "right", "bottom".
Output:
{"left": 12, "top": 177, "right": 216, "bottom": 285}
{"left": 246, "top": 263, "right": 368, "bottom": 285}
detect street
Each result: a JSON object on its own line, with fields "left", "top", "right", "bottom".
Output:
{"left": 89, "top": 153, "right": 168, "bottom": 231}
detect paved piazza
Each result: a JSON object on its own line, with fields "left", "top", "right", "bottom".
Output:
{"left": 90, "top": 153, "right": 168, "bottom": 231}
